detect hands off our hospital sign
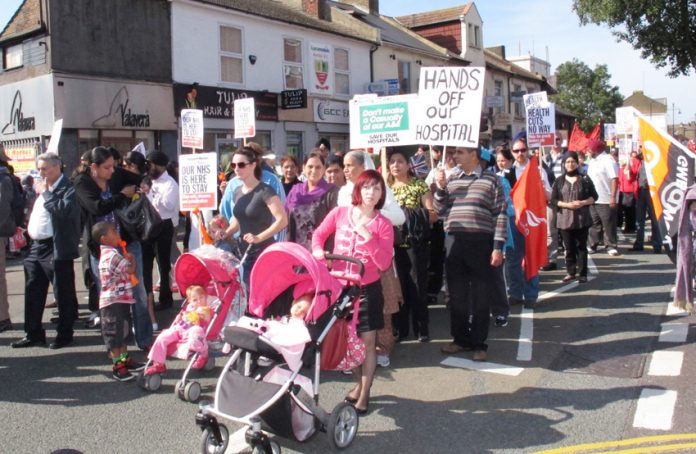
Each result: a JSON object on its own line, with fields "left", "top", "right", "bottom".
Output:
{"left": 416, "top": 66, "right": 485, "bottom": 147}
{"left": 523, "top": 92, "right": 555, "bottom": 147}
{"left": 181, "top": 109, "right": 204, "bottom": 149}
{"left": 234, "top": 97, "right": 256, "bottom": 139}
{"left": 349, "top": 94, "right": 418, "bottom": 149}
{"left": 179, "top": 152, "right": 218, "bottom": 211}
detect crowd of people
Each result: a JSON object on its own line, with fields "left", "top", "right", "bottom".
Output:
{"left": 0, "top": 134, "right": 663, "bottom": 407}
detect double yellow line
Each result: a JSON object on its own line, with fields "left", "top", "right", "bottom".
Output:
{"left": 534, "top": 434, "right": 696, "bottom": 453}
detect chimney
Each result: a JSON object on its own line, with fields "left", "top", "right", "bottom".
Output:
{"left": 302, "top": 0, "right": 331, "bottom": 20}
{"left": 342, "top": 0, "right": 379, "bottom": 14}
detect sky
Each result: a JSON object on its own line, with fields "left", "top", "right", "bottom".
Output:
{"left": 2, "top": 0, "right": 694, "bottom": 125}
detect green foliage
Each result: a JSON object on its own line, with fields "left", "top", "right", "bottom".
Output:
{"left": 551, "top": 59, "right": 624, "bottom": 131}
{"left": 573, "top": 0, "right": 696, "bottom": 77}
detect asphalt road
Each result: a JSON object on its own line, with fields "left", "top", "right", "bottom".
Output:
{"left": 1, "top": 237, "right": 693, "bottom": 454}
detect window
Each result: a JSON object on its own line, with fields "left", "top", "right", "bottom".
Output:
{"left": 513, "top": 84, "right": 524, "bottom": 117}
{"left": 283, "top": 38, "right": 303, "bottom": 90}
{"left": 4, "top": 44, "right": 23, "bottom": 69}
{"left": 398, "top": 61, "right": 411, "bottom": 94}
{"left": 474, "top": 26, "right": 481, "bottom": 48}
{"left": 78, "top": 130, "right": 99, "bottom": 154}
{"left": 220, "top": 25, "right": 243, "bottom": 84}
{"left": 334, "top": 48, "right": 350, "bottom": 96}
{"left": 494, "top": 80, "right": 503, "bottom": 115}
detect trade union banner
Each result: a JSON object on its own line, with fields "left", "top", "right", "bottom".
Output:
{"left": 416, "top": 66, "right": 485, "bottom": 147}
{"left": 638, "top": 115, "right": 696, "bottom": 248}
{"left": 349, "top": 94, "right": 419, "bottom": 149}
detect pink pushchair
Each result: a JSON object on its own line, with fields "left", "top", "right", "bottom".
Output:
{"left": 196, "top": 242, "right": 364, "bottom": 454}
{"left": 139, "top": 246, "right": 245, "bottom": 402}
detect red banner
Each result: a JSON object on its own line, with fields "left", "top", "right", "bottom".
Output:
{"left": 568, "top": 122, "right": 601, "bottom": 152}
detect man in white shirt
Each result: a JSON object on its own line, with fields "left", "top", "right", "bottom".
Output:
{"left": 144, "top": 150, "right": 180, "bottom": 311}
{"left": 585, "top": 139, "right": 620, "bottom": 256}
{"left": 11, "top": 153, "right": 80, "bottom": 349}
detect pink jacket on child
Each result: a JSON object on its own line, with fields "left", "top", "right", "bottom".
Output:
{"left": 312, "top": 206, "right": 394, "bottom": 285}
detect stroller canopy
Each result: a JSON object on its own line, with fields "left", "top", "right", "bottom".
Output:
{"left": 175, "top": 245, "right": 242, "bottom": 298}
{"left": 248, "top": 242, "right": 345, "bottom": 322}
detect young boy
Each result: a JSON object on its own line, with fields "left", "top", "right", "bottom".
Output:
{"left": 92, "top": 222, "right": 143, "bottom": 381}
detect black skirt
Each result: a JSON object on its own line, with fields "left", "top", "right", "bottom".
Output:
{"left": 356, "top": 280, "right": 385, "bottom": 333}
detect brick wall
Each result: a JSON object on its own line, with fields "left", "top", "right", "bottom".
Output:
{"left": 413, "top": 22, "right": 461, "bottom": 55}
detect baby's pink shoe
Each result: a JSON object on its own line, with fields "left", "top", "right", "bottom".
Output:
{"left": 192, "top": 353, "right": 209, "bottom": 369}
{"left": 145, "top": 362, "right": 166, "bottom": 376}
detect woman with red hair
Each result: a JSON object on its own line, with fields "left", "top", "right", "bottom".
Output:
{"left": 312, "top": 169, "right": 394, "bottom": 415}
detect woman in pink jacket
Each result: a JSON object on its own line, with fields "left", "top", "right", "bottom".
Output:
{"left": 312, "top": 170, "right": 394, "bottom": 415}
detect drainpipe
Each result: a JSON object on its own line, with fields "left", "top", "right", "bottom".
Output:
{"left": 369, "top": 43, "right": 379, "bottom": 82}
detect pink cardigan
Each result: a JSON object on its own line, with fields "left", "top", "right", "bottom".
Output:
{"left": 312, "top": 206, "right": 394, "bottom": 285}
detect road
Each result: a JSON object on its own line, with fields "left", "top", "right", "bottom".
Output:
{"left": 1, "top": 237, "right": 694, "bottom": 454}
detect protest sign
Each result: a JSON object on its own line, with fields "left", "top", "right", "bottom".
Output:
{"left": 46, "top": 119, "right": 63, "bottom": 154}
{"left": 416, "top": 66, "right": 485, "bottom": 147}
{"left": 179, "top": 152, "right": 218, "bottom": 211}
{"left": 523, "top": 92, "right": 555, "bottom": 147}
{"left": 181, "top": 109, "right": 204, "bottom": 149}
{"left": 616, "top": 106, "right": 636, "bottom": 135}
{"left": 234, "top": 97, "right": 256, "bottom": 139}
{"left": 349, "top": 94, "right": 419, "bottom": 149}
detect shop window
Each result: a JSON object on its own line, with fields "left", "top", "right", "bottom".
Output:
{"left": 4, "top": 43, "right": 23, "bottom": 69}
{"left": 334, "top": 48, "right": 350, "bottom": 96}
{"left": 286, "top": 132, "right": 304, "bottom": 162}
{"left": 220, "top": 25, "right": 243, "bottom": 84}
{"left": 283, "top": 38, "right": 303, "bottom": 90}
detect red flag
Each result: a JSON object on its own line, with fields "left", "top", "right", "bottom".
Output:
{"left": 568, "top": 122, "right": 601, "bottom": 152}
{"left": 510, "top": 155, "right": 548, "bottom": 280}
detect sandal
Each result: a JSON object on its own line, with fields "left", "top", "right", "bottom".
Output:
{"left": 561, "top": 274, "right": 576, "bottom": 283}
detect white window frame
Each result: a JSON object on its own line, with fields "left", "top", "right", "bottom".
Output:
{"left": 334, "top": 47, "right": 350, "bottom": 97}
{"left": 283, "top": 37, "right": 304, "bottom": 90}
{"left": 219, "top": 24, "right": 244, "bottom": 86}
{"left": 5, "top": 43, "right": 23, "bottom": 70}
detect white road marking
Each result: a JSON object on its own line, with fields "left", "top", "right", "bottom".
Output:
{"left": 648, "top": 351, "right": 684, "bottom": 376}
{"left": 441, "top": 356, "right": 524, "bottom": 376}
{"left": 666, "top": 302, "right": 688, "bottom": 316}
{"left": 633, "top": 388, "right": 677, "bottom": 430}
{"left": 658, "top": 322, "right": 690, "bottom": 343}
{"left": 517, "top": 308, "right": 534, "bottom": 361}
{"left": 587, "top": 255, "right": 598, "bottom": 275}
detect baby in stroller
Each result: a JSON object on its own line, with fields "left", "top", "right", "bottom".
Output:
{"left": 145, "top": 285, "right": 213, "bottom": 376}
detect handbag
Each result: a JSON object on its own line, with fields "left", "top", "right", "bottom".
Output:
{"left": 334, "top": 321, "right": 366, "bottom": 371}
{"left": 9, "top": 227, "right": 27, "bottom": 252}
{"left": 115, "top": 193, "right": 163, "bottom": 242}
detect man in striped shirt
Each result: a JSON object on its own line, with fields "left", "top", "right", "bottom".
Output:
{"left": 433, "top": 146, "right": 507, "bottom": 362}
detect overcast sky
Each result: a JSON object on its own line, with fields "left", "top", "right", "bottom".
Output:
{"left": 2, "top": 0, "right": 694, "bottom": 125}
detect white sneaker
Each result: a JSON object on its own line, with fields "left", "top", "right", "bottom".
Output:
{"left": 88, "top": 311, "right": 100, "bottom": 327}
{"left": 607, "top": 248, "right": 620, "bottom": 256}
{"left": 376, "top": 354, "right": 391, "bottom": 367}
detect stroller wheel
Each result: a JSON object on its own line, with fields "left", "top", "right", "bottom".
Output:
{"left": 143, "top": 373, "right": 162, "bottom": 392}
{"left": 200, "top": 424, "right": 229, "bottom": 454}
{"left": 203, "top": 356, "right": 216, "bottom": 371}
{"left": 326, "top": 402, "right": 359, "bottom": 450}
{"left": 184, "top": 381, "right": 202, "bottom": 402}
{"left": 251, "top": 440, "right": 280, "bottom": 454}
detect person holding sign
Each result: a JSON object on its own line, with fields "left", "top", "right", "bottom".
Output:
{"left": 216, "top": 147, "right": 288, "bottom": 287}
{"left": 434, "top": 147, "right": 507, "bottom": 362}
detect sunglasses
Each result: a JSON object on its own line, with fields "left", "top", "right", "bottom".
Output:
{"left": 512, "top": 148, "right": 528, "bottom": 153}
{"left": 229, "top": 161, "right": 251, "bottom": 169}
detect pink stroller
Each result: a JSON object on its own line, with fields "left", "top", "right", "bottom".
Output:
{"left": 196, "top": 242, "right": 364, "bottom": 453}
{"left": 139, "top": 246, "right": 245, "bottom": 402}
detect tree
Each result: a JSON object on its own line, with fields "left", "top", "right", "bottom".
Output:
{"left": 573, "top": 0, "right": 696, "bottom": 78}
{"left": 551, "top": 59, "right": 624, "bottom": 131}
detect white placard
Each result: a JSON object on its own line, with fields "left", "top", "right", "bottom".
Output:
{"left": 46, "top": 119, "right": 63, "bottom": 154}
{"left": 234, "top": 97, "right": 256, "bottom": 139}
{"left": 181, "top": 109, "right": 204, "bottom": 149}
{"left": 616, "top": 106, "right": 636, "bottom": 135}
{"left": 522, "top": 91, "right": 548, "bottom": 109}
{"left": 349, "top": 94, "right": 420, "bottom": 149}
{"left": 416, "top": 66, "right": 486, "bottom": 147}
{"left": 179, "top": 152, "right": 218, "bottom": 211}
{"left": 525, "top": 102, "right": 555, "bottom": 148}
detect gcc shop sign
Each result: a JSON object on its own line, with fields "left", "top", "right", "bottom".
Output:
{"left": 313, "top": 99, "right": 349, "bottom": 124}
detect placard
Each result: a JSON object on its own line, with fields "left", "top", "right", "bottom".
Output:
{"left": 416, "top": 66, "right": 485, "bottom": 147}
{"left": 523, "top": 93, "right": 555, "bottom": 148}
{"left": 181, "top": 109, "right": 204, "bottom": 149}
{"left": 349, "top": 94, "right": 419, "bottom": 149}
{"left": 46, "top": 119, "right": 63, "bottom": 154}
{"left": 234, "top": 98, "right": 256, "bottom": 139}
{"left": 179, "top": 152, "right": 218, "bottom": 211}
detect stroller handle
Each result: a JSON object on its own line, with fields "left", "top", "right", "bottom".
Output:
{"left": 325, "top": 254, "right": 365, "bottom": 278}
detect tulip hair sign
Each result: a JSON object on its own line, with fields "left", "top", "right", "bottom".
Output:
{"left": 523, "top": 92, "right": 555, "bottom": 147}
{"left": 179, "top": 152, "right": 218, "bottom": 211}
{"left": 349, "top": 94, "right": 419, "bottom": 149}
{"left": 416, "top": 66, "right": 485, "bottom": 147}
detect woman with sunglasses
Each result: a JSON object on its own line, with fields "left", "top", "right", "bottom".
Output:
{"left": 217, "top": 147, "right": 287, "bottom": 286}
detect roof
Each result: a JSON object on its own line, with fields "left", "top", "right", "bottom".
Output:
{"left": 0, "top": 0, "right": 43, "bottom": 43}
{"left": 332, "top": 1, "right": 464, "bottom": 61}
{"left": 623, "top": 90, "right": 667, "bottom": 113}
{"left": 395, "top": 3, "right": 473, "bottom": 28}
{"left": 193, "top": 0, "right": 378, "bottom": 44}
{"left": 484, "top": 48, "right": 556, "bottom": 95}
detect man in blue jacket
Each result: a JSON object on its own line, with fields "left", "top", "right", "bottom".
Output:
{"left": 11, "top": 152, "right": 81, "bottom": 349}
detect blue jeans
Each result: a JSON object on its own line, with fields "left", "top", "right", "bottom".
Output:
{"left": 90, "top": 242, "right": 152, "bottom": 349}
{"left": 504, "top": 226, "right": 540, "bottom": 301}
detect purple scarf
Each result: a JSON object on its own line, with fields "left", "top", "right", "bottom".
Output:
{"left": 285, "top": 178, "right": 333, "bottom": 211}
{"left": 674, "top": 184, "right": 696, "bottom": 313}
